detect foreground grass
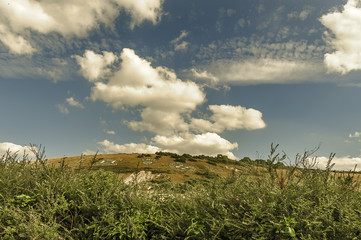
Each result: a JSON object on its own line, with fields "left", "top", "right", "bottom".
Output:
{"left": 1, "top": 149, "right": 361, "bottom": 239}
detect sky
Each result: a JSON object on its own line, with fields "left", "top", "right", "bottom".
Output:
{"left": 1, "top": 0, "right": 361, "bottom": 170}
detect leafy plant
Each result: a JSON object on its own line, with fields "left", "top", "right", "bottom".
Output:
{"left": 1, "top": 144, "right": 361, "bottom": 239}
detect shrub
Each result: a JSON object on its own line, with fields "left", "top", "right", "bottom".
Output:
{"left": 1, "top": 144, "right": 361, "bottom": 239}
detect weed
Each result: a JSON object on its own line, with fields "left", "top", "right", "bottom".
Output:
{"left": 1, "top": 144, "right": 361, "bottom": 239}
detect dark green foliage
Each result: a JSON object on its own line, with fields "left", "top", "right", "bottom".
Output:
{"left": 206, "top": 160, "right": 217, "bottom": 166}
{"left": 174, "top": 156, "right": 187, "bottom": 163}
{"left": 240, "top": 156, "right": 252, "bottom": 163}
{"left": 155, "top": 151, "right": 180, "bottom": 159}
{"left": 1, "top": 146, "right": 361, "bottom": 239}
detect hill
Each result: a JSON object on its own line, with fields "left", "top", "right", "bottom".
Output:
{"left": 45, "top": 152, "right": 254, "bottom": 183}
{"left": 3, "top": 147, "right": 361, "bottom": 239}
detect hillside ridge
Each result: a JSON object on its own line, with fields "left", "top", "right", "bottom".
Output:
{"left": 45, "top": 152, "right": 255, "bottom": 183}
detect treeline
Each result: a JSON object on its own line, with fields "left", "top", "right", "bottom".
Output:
{"left": 154, "top": 151, "right": 286, "bottom": 167}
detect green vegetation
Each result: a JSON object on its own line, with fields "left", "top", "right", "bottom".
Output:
{"left": 1, "top": 145, "right": 361, "bottom": 239}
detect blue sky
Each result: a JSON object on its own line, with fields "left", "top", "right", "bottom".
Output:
{"left": 1, "top": 0, "right": 361, "bottom": 170}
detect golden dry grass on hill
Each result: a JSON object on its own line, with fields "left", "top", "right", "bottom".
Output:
{"left": 45, "top": 153, "right": 251, "bottom": 183}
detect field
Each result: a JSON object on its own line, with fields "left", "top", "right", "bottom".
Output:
{"left": 1, "top": 146, "right": 361, "bottom": 239}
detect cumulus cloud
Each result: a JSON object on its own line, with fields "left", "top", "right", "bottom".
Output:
{"left": 0, "top": 0, "right": 163, "bottom": 54}
{"left": 87, "top": 48, "right": 205, "bottom": 135}
{"left": 321, "top": 0, "right": 361, "bottom": 74}
{"left": 73, "top": 50, "right": 118, "bottom": 82}
{"left": 191, "top": 105, "right": 266, "bottom": 133}
{"left": 0, "top": 142, "right": 34, "bottom": 157}
{"left": 75, "top": 48, "right": 266, "bottom": 158}
{"left": 152, "top": 133, "right": 238, "bottom": 159}
{"left": 90, "top": 48, "right": 204, "bottom": 111}
{"left": 118, "top": 0, "right": 164, "bottom": 29}
{"left": 316, "top": 155, "right": 361, "bottom": 171}
{"left": 98, "top": 140, "right": 160, "bottom": 154}
{"left": 126, "top": 109, "right": 189, "bottom": 135}
{"left": 66, "top": 97, "right": 84, "bottom": 109}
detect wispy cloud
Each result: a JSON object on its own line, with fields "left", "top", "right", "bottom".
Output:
{"left": 192, "top": 38, "right": 326, "bottom": 85}
{"left": 170, "top": 30, "right": 189, "bottom": 51}
{"left": 287, "top": 6, "right": 314, "bottom": 21}
{"left": 57, "top": 97, "right": 84, "bottom": 114}
{"left": 104, "top": 129, "right": 116, "bottom": 135}
{"left": 349, "top": 131, "right": 361, "bottom": 138}
{"left": 56, "top": 104, "right": 69, "bottom": 114}
{"left": 191, "top": 69, "right": 219, "bottom": 83}
{"left": 66, "top": 97, "right": 84, "bottom": 109}
{"left": 193, "top": 58, "right": 323, "bottom": 85}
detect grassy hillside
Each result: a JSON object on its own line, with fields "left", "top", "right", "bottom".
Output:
{"left": 45, "top": 152, "right": 260, "bottom": 183}
{"left": 1, "top": 146, "right": 361, "bottom": 239}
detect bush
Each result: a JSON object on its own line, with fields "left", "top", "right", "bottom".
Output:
{"left": 1, "top": 145, "right": 361, "bottom": 239}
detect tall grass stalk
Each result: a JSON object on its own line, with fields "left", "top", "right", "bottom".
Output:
{"left": 0, "top": 145, "right": 361, "bottom": 239}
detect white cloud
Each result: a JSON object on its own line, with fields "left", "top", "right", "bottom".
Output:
{"left": 118, "top": 0, "right": 164, "bottom": 29}
{"left": 152, "top": 133, "right": 238, "bottom": 159}
{"left": 0, "top": 0, "right": 163, "bottom": 54}
{"left": 191, "top": 68, "right": 219, "bottom": 83}
{"left": 56, "top": 104, "right": 69, "bottom": 114}
{"left": 75, "top": 48, "right": 266, "bottom": 158}
{"left": 194, "top": 39, "right": 326, "bottom": 85}
{"left": 0, "top": 24, "right": 35, "bottom": 55}
{"left": 0, "top": 55, "right": 75, "bottom": 83}
{"left": 90, "top": 48, "right": 205, "bottom": 111}
{"left": 73, "top": 50, "right": 117, "bottom": 82}
{"left": 321, "top": 0, "right": 361, "bottom": 74}
{"left": 316, "top": 155, "right": 361, "bottom": 171}
{"left": 203, "top": 58, "right": 320, "bottom": 85}
{"left": 66, "top": 97, "right": 84, "bottom": 109}
{"left": 82, "top": 149, "right": 97, "bottom": 155}
{"left": 126, "top": 108, "right": 189, "bottom": 135}
{"left": 104, "top": 129, "right": 116, "bottom": 135}
{"left": 299, "top": 8, "right": 313, "bottom": 21}
{"left": 287, "top": 6, "right": 314, "bottom": 21}
{"left": 349, "top": 131, "right": 361, "bottom": 138}
{"left": 0, "top": 142, "right": 35, "bottom": 157}
{"left": 171, "top": 30, "right": 189, "bottom": 51}
{"left": 98, "top": 140, "right": 160, "bottom": 154}
{"left": 88, "top": 48, "right": 205, "bottom": 135}
{"left": 174, "top": 41, "right": 189, "bottom": 51}
{"left": 191, "top": 105, "right": 266, "bottom": 133}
